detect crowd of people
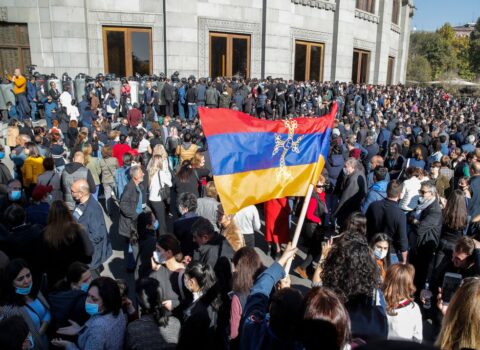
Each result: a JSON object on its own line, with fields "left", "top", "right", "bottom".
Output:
{"left": 0, "top": 67, "right": 479, "bottom": 349}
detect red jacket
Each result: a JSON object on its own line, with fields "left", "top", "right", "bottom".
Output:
{"left": 127, "top": 108, "right": 143, "bottom": 128}
{"left": 113, "top": 143, "right": 132, "bottom": 167}
{"left": 306, "top": 191, "right": 326, "bottom": 224}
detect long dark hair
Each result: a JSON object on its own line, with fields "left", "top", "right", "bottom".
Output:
{"left": 135, "top": 277, "right": 170, "bottom": 327}
{"left": 176, "top": 160, "right": 193, "bottom": 183}
{"left": 44, "top": 200, "right": 84, "bottom": 248}
{"left": 53, "top": 261, "right": 90, "bottom": 291}
{"left": 232, "top": 247, "right": 264, "bottom": 295}
{"left": 1, "top": 259, "right": 35, "bottom": 306}
{"left": 443, "top": 189, "right": 468, "bottom": 231}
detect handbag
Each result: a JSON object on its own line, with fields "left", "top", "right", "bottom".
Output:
{"left": 193, "top": 169, "right": 206, "bottom": 197}
{"left": 157, "top": 171, "right": 170, "bottom": 205}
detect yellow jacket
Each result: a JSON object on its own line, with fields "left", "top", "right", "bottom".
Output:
{"left": 7, "top": 74, "right": 27, "bottom": 95}
{"left": 22, "top": 156, "right": 45, "bottom": 187}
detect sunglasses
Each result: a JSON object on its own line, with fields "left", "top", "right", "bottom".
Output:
{"left": 418, "top": 190, "right": 430, "bottom": 195}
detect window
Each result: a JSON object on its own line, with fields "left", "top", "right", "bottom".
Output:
{"left": 209, "top": 32, "right": 250, "bottom": 78}
{"left": 352, "top": 49, "right": 370, "bottom": 84}
{"left": 392, "top": 0, "right": 400, "bottom": 24}
{"left": 0, "top": 23, "right": 31, "bottom": 77}
{"left": 387, "top": 56, "right": 395, "bottom": 85}
{"left": 294, "top": 41, "right": 324, "bottom": 82}
{"left": 356, "top": 0, "right": 375, "bottom": 13}
{"left": 103, "top": 27, "right": 152, "bottom": 77}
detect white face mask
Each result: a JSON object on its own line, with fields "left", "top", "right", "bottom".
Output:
{"left": 374, "top": 248, "right": 388, "bottom": 260}
{"left": 153, "top": 251, "right": 165, "bottom": 264}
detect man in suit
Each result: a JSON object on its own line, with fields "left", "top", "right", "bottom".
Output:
{"left": 72, "top": 179, "right": 112, "bottom": 276}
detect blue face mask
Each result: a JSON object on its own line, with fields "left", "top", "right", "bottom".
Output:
{"left": 9, "top": 190, "right": 22, "bottom": 201}
{"left": 16, "top": 283, "right": 32, "bottom": 295}
{"left": 153, "top": 220, "right": 159, "bottom": 230}
{"left": 0, "top": 152, "right": 5, "bottom": 160}
{"left": 80, "top": 283, "right": 90, "bottom": 292}
{"left": 27, "top": 334, "right": 35, "bottom": 350}
{"left": 85, "top": 302, "right": 99, "bottom": 316}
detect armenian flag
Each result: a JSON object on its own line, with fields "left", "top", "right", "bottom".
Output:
{"left": 198, "top": 103, "right": 337, "bottom": 214}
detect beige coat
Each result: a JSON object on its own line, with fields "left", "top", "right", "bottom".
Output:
{"left": 6, "top": 126, "right": 19, "bottom": 147}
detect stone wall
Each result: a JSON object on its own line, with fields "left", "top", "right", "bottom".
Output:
{"left": 1, "top": 0, "right": 413, "bottom": 83}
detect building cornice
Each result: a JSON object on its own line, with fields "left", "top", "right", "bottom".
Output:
{"left": 354, "top": 9, "right": 379, "bottom": 24}
{"left": 291, "top": 0, "right": 336, "bottom": 11}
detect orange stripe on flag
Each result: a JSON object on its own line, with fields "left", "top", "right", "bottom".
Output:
{"left": 214, "top": 157, "right": 325, "bottom": 214}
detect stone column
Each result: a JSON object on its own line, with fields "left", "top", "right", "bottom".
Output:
{"left": 330, "top": 0, "right": 355, "bottom": 82}
{"left": 373, "top": 0, "right": 392, "bottom": 84}
{"left": 396, "top": 0, "right": 414, "bottom": 83}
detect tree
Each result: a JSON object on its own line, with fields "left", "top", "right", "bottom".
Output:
{"left": 470, "top": 18, "right": 480, "bottom": 75}
{"left": 407, "top": 55, "right": 432, "bottom": 82}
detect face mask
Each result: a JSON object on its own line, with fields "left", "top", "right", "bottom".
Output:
{"left": 374, "top": 248, "right": 388, "bottom": 260}
{"left": 153, "top": 251, "right": 166, "bottom": 264}
{"left": 80, "top": 283, "right": 90, "bottom": 292}
{"left": 342, "top": 168, "right": 348, "bottom": 175}
{"left": 0, "top": 152, "right": 5, "bottom": 159}
{"left": 153, "top": 220, "right": 159, "bottom": 231}
{"left": 16, "top": 283, "right": 32, "bottom": 295}
{"left": 85, "top": 302, "right": 100, "bottom": 316}
{"left": 47, "top": 194, "right": 53, "bottom": 204}
{"left": 418, "top": 196, "right": 426, "bottom": 204}
{"left": 9, "top": 190, "right": 22, "bottom": 201}
{"left": 26, "top": 334, "right": 35, "bottom": 350}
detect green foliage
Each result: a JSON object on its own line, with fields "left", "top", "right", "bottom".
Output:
{"left": 470, "top": 18, "right": 480, "bottom": 75}
{"left": 408, "top": 19, "right": 478, "bottom": 81}
{"left": 406, "top": 55, "right": 432, "bottom": 82}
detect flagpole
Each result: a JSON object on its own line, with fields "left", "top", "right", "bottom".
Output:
{"left": 284, "top": 183, "right": 314, "bottom": 275}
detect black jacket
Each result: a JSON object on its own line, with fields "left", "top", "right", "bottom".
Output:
{"left": 48, "top": 289, "right": 89, "bottom": 331}
{"left": 119, "top": 180, "right": 141, "bottom": 239}
{"left": 413, "top": 199, "right": 443, "bottom": 252}
{"left": 193, "top": 234, "right": 234, "bottom": 269}
{"left": 173, "top": 213, "right": 199, "bottom": 258}
{"left": 366, "top": 199, "right": 408, "bottom": 253}
{"left": 333, "top": 170, "right": 366, "bottom": 228}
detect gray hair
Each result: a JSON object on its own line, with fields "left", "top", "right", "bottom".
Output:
{"left": 421, "top": 180, "right": 437, "bottom": 195}
{"left": 130, "top": 165, "right": 143, "bottom": 179}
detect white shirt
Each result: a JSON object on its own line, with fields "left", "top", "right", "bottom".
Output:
{"left": 59, "top": 91, "right": 72, "bottom": 108}
{"left": 138, "top": 138, "right": 150, "bottom": 153}
{"left": 387, "top": 301, "right": 423, "bottom": 342}
{"left": 68, "top": 105, "right": 79, "bottom": 121}
{"left": 148, "top": 160, "right": 172, "bottom": 201}
{"left": 399, "top": 176, "right": 422, "bottom": 211}
{"left": 234, "top": 205, "right": 261, "bottom": 235}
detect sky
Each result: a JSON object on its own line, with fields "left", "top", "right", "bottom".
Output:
{"left": 412, "top": 0, "right": 480, "bottom": 31}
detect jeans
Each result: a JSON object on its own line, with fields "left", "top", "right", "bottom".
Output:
{"left": 45, "top": 113, "right": 53, "bottom": 129}
{"left": 15, "top": 93, "right": 30, "bottom": 120}
{"left": 178, "top": 101, "right": 186, "bottom": 120}
{"left": 168, "top": 155, "right": 179, "bottom": 171}
{"left": 29, "top": 101, "right": 37, "bottom": 120}
{"left": 188, "top": 103, "right": 197, "bottom": 120}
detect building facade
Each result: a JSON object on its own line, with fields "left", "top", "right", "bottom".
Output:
{"left": 0, "top": 0, "right": 414, "bottom": 84}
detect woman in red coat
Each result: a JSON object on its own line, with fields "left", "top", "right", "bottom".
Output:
{"left": 294, "top": 175, "right": 327, "bottom": 279}
{"left": 264, "top": 197, "right": 290, "bottom": 258}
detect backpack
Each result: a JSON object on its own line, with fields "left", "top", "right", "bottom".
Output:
{"left": 114, "top": 166, "right": 131, "bottom": 199}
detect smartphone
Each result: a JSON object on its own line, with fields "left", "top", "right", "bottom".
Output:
{"left": 441, "top": 272, "right": 463, "bottom": 305}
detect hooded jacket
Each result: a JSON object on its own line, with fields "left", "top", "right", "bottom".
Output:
{"left": 361, "top": 179, "right": 388, "bottom": 214}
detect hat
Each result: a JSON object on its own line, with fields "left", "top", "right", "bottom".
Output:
{"left": 332, "top": 128, "right": 340, "bottom": 137}
{"left": 32, "top": 185, "right": 52, "bottom": 201}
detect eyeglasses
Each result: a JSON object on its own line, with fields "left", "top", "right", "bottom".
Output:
{"left": 316, "top": 185, "right": 326, "bottom": 188}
